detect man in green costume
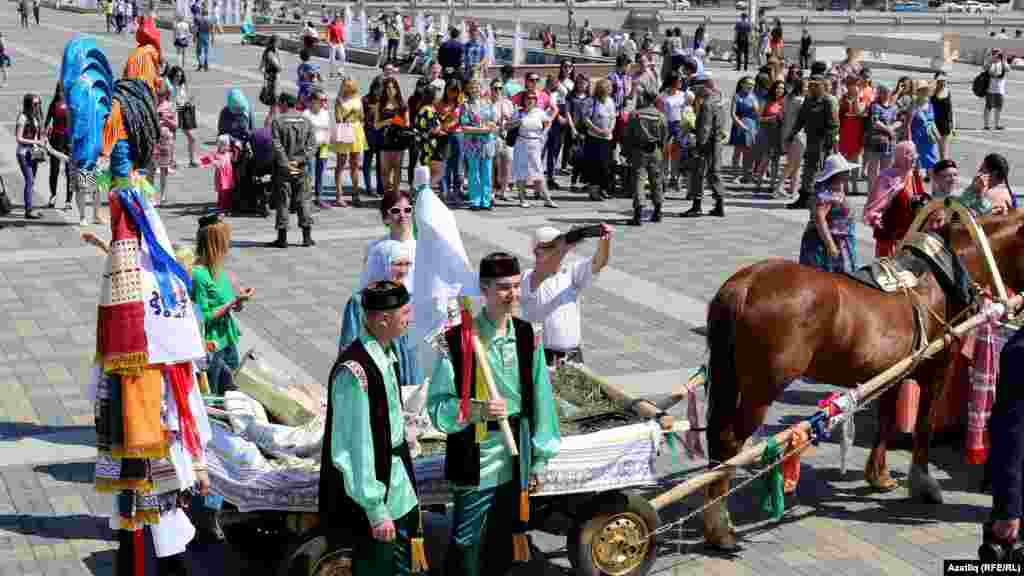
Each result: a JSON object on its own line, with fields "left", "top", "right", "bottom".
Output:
{"left": 319, "top": 280, "right": 427, "bottom": 575}
{"left": 428, "top": 252, "right": 562, "bottom": 575}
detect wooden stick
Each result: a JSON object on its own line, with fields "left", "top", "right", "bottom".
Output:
{"left": 650, "top": 295, "right": 1022, "bottom": 511}
{"left": 570, "top": 363, "right": 674, "bottom": 431}
{"left": 470, "top": 332, "right": 519, "bottom": 456}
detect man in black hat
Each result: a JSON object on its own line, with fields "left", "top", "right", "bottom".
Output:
{"left": 320, "top": 280, "right": 428, "bottom": 576}
{"left": 785, "top": 73, "right": 836, "bottom": 210}
{"left": 682, "top": 79, "right": 725, "bottom": 218}
{"left": 428, "top": 252, "right": 562, "bottom": 576}
{"left": 269, "top": 92, "right": 316, "bottom": 248}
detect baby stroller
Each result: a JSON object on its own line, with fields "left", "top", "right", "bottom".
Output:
{"left": 233, "top": 128, "right": 273, "bottom": 217}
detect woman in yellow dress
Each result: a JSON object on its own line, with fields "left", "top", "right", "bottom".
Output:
{"left": 332, "top": 78, "right": 367, "bottom": 207}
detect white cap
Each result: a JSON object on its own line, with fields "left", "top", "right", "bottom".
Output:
{"left": 533, "top": 226, "right": 560, "bottom": 246}
{"left": 414, "top": 165, "right": 431, "bottom": 189}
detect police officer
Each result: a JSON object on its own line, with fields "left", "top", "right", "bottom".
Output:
{"left": 622, "top": 88, "right": 666, "bottom": 226}
{"left": 682, "top": 79, "right": 725, "bottom": 218}
{"left": 269, "top": 92, "right": 316, "bottom": 248}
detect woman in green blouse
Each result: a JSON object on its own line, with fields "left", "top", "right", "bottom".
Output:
{"left": 191, "top": 216, "right": 255, "bottom": 395}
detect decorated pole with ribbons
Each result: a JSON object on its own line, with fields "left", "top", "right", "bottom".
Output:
{"left": 649, "top": 294, "right": 1023, "bottom": 512}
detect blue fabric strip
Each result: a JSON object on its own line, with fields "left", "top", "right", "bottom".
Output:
{"left": 117, "top": 188, "right": 193, "bottom": 311}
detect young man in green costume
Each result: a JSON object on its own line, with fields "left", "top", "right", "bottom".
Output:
{"left": 319, "top": 280, "right": 427, "bottom": 575}
{"left": 428, "top": 252, "right": 562, "bottom": 575}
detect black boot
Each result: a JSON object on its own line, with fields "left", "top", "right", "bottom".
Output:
{"left": 156, "top": 553, "right": 191, "bottom": 576}
{"left": 270, "top": 228, "right": 287, "bottom": 248}
{"left": 630, "top": 206, "right": 642, "bottom": 226}
{"left": 708, "top": 199, "right": 725, "bottom": 217}
{"left": 651, "top": 204, "right": 662, "bottom": 223}
{"left": 681, "top": 199, "right": 703, "bottom": 217}
{"left": 302, "top": 227, "right": 316, "bottom": 247}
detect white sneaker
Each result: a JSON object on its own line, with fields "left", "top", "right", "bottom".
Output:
{"left": 80, "top": 218, "right": 89, "bottom": 226}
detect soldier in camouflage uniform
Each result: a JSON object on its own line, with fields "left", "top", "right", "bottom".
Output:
{"left": 622, "top": 89, "right": 667, "bottom": 226}
{"left": 270, "top": 92, "right": 316, "bottom": 248}
{"left": 682, "top": 79, "right": 726, "bottom": 218}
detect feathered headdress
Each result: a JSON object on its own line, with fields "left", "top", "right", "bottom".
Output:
{"left": 61, "top": 38, "right": 113, "bottom": 171}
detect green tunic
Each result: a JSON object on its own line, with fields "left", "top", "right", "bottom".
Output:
{"left": 190, "top": 265, "right": 240, "bottom": 352}
{"left": 331, "top": 333, "right": 418, "bottom": 524}
{"left": 427, "top": 310, "right": 561, "bottom": 490}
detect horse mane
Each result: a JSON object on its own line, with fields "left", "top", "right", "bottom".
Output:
{"left": 944, "top": 209, "right": 1024, "bottom": 290}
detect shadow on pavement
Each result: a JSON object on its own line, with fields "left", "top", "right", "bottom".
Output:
{"left": 0, "top": 422, "right": 94, "bottom": 442}
{"left": 0, "top": 513, "right": 113, "bottom": 541}
{"left": 34, "top": 461, "right": 95, "bottom": 484}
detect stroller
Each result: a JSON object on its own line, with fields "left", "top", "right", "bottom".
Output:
{"left": 232, "top": 128, "right": 273, "bottom": 217}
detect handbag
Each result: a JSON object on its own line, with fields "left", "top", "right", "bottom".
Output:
{"left": 334, "top": 122, "right": 355, "bottom": 144}
{"left": 259, "top": 83, "right": 276, "bottom": 107}
{"left": 380, "top": 124, "right": 415, "bottom": 151}
{"left": 29, "top": 146, "right": 47, "bottom": 163}
{"left": 179, "top": 102, "right": 197, "bottom": 131}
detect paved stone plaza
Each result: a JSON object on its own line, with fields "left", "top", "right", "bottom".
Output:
{"left": 0, "top": 5, "right": 1020, "bottom": 575}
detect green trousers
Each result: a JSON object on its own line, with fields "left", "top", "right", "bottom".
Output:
{"left": 446, "top": 480, "right": 520, "bottom": 576}
{"left": 350, "top": 506, "right": 419, "bottom": 576}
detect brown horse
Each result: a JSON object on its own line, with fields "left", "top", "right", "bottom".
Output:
{"left": 702, "top": 211, "right": 1024, "bottom": 550}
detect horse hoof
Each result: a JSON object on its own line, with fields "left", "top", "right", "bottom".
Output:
{"left": 909, "top": 464, "right": 944, "bottom": 504}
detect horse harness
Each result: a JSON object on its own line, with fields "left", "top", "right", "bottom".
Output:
{"left": 847, "top": 232, "right": 980, "bottom": 354}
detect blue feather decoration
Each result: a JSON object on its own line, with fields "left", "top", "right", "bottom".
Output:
{"left": 61, "top": 38, "right": 113, "bottom": 171}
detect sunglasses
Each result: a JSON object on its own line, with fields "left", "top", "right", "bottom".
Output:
{"left": 388, "top": 206, "right": 414, "bottom": 215}
{"left": 493, "top": 84, "right": 504, "bottom": 89}
{"left": 526, "top": 77, "right": 539, "bottom": 82}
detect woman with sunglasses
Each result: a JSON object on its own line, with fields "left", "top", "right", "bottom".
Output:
{"left": 360, "top": 189, "right": 416, "bottom": 289}
{"left": 565, "top": 74, "right": 592, "bottom": 190}
{"left": 459, "top": 77, "right": 499, "bottom": 210}
{"left": 374, "top": 77, "right": 410, "bottom": 195}
{"left": 511, "top": 90, "right": 558, "bottom": 208}
{"left": 15, "top": 93, "right": 45, "bottom": 220}
{"left": 438, "top": 78, "right": 464, "bottom": 204}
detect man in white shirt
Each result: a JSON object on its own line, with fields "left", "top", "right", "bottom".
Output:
{"left": 986, "top": 49, "right": 1009, "bottom": 131}
{"left": 521, "top": 225, "right": 612, "bottom": 367}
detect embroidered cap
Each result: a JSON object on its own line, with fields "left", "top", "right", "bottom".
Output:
{"left": 362, "top": 280, "right": 411, "bottom": 311}
{"left": 533, "top": 226, "right": 561, "bottom": 248}
{"left": 479, "top": 252, "right": 521, "bottom": 280}
{"left": 198, "top": 213, "right": 223, "bottom": 229}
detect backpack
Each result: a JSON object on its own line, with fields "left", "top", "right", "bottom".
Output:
{"left": 973, "top": 70, "right": 990, "bottom": 98}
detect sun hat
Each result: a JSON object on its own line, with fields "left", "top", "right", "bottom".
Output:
{"left": 816, "top": 154, "right": 859, "bottom": 184}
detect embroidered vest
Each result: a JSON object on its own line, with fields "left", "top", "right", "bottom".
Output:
{"left": 318, "top": 339, "right": 416, "bottom": 541}
{"left": 442, "top": 317, "right": 536, "bottom": 487}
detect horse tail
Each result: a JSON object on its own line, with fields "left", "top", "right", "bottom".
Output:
{"left": 705, "top": 281, "right": 743, "bottom": 464}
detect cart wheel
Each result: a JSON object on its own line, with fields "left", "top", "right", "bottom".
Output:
{"left": 567, "top": 493, "right": 659, "bottom": 576}
{"left": 278, "top": 534, "right": 352, "bottom": 576}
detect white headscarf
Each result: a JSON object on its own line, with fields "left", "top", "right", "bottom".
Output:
{"left": 362, "top": 239, "right": 414, "bottom": 292}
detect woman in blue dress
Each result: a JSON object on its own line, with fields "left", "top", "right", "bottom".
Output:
{"left": 729, "top": 76, "right": 760, "bottom": 184}
{"left": 340, "top": 240, "right": 422, "bottom": 388}
{"left": 909, "top": 82, "right": 940, "bottom": 182}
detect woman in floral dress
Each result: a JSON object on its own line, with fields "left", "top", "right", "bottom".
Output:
{"left": 459, "top": 77, "right": 498, "bottom": 210}
{"left": 414, "top": 85, "right": 445, "bottom": 189}
{"left": 799, "top": 153, "right": 860, "bottom": 274}
{"left": 154, "top": 79, "right": 177, "bottom": 206}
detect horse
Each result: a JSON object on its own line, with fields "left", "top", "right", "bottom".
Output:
{"left": 701, "top": 210, "right": 1024, "bottom": 550}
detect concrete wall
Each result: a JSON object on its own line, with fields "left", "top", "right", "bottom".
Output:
{"left": 952, "top": 35, "right": 1024, "bottom": 63}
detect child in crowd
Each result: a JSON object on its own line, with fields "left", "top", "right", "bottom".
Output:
{"left": 296, "top": 49, "right": 322, "bottom": 111}
{"left": 200, "top": 135, "right": 236, "bottom": 210}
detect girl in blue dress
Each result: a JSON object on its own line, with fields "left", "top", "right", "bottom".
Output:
{"left": 909, "top": 82, "right": 940, "bottom": 181}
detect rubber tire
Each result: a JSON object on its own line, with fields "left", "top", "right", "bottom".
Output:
{"left": 277, "top": 534, "right": 352, "bottom": 576}
{"left": 567, "top": 492, "right": 659, "bottom": 576}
